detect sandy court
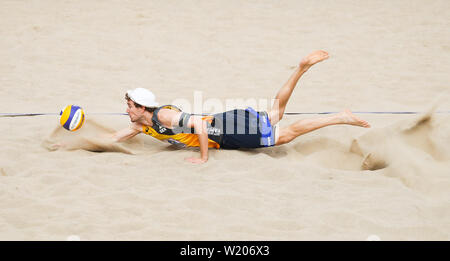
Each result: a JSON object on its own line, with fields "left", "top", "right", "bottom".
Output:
{"left": 0, "top": 0, "right": 449, "bottom": 240}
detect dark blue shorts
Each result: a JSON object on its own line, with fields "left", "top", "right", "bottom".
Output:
{"left": 213, "top": 107, "right": 277, "bottom": 149}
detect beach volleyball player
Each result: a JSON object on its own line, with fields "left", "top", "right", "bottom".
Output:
{"left": 110, "top": 50, "right": 370, "bottom": 164}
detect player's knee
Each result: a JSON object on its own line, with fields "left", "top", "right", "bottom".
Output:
{"left": 277, "top": 128, "right": 295, "bottom": 145}
{"left": 278, "top": 135, "right": 293, "bottom": 145}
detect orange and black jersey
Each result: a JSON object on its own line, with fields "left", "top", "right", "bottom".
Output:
{"left": 142, "top": 105, "right": 222, "bottom": 149}
{"left": 142, "top": 105, "right": 277, "bottom": 150}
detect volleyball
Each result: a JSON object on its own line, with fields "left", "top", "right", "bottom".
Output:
{"left": 59, "top": 105, "right": 85, "bottom": 131}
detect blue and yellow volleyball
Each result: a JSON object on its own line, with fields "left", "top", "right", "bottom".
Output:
{"left": 59, "top": 105, "right": 85, "bottom": 131}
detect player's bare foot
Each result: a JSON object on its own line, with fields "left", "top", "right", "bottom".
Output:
{"left": 299, "top": 50, "right": 329, "bottom": 71}
{"left": 338, "top": 109, "right": 371, "bottom": 128}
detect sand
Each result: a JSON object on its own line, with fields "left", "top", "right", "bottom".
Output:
{"left": 0, "top": 0, "right": 449, "bottom": 240}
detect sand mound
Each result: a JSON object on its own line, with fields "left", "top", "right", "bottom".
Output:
{"left": 350, "top": 108, "right": 450, "bottom": 195}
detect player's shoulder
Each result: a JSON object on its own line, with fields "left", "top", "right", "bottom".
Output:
{"left": 157, "top": 108, "right": 181, "bottom": 122}
{"left": 158, "top": 107, "right": 180, "bottom": 115}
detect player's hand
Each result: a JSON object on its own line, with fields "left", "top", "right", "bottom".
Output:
{"left": 185, "top": 157, "right": 208, "bottom": 164}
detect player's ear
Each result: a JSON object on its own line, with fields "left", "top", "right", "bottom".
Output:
{"left": 137, "top": 105, "right": 146, "bottom": 113}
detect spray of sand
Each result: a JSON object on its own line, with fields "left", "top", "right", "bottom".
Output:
{"left": 42, "top": 119, "right": 138, "bottom": 154}
{"left": 350, "top": 104, "right": 450, "bottom": 194}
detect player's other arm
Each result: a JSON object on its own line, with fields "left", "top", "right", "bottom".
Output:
{"left": 185, "top": 115, "right": 208, "bottom": 163}
{"left": 159, "top": 110, "right": 208, "bottom": 164}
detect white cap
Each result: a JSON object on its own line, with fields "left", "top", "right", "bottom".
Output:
{"left": 126, "top": 88, "right": 159, "bottom": 107}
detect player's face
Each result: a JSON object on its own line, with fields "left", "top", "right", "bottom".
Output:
{"left": 126, "top": 100, "right": 144, "bottom": 122}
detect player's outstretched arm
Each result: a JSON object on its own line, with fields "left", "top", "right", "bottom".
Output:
{"left": 110, "top": 124, "right": 141, "bottom": 142}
